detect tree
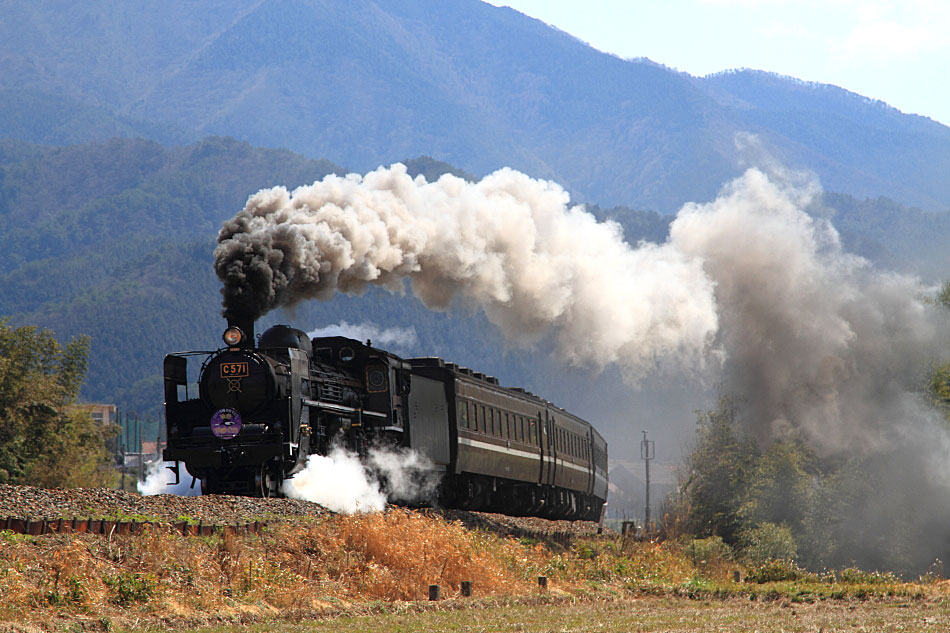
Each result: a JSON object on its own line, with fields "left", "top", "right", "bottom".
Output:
{"left": 739, "top": 441, "right": 816, "bottom": 535}
{"left": 0, "top": 320, "right": 116, "bottom": 487}
{"left": 928, "top": 280, "right": 950, "bottom": 421}
{"left": 681, "top": 397, "right": 758, "bottom": 544}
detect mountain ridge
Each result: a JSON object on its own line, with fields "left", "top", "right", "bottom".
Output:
{"left": 1, "top": 0, "right": 947, "bottom": 211}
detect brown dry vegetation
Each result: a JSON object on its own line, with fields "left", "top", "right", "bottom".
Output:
{"left": 1, "top": 509, "right": 949, "bottom": 632}
{"left": 0, "top": 509, "right": 541, "bottom": 631}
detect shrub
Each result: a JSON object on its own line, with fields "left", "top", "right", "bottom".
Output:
{"left": 744, "top": 559, "right": 805, "bottom": 584}
{"left": 838, "top": 567, "right": 898, "bottom": 585}
{"left": 44, "top": 576, "right": 84, "bottom": 607}
{"left": 574, "top": 542, "right": 599, "bottom": 560}
{"left": 0, "top": 320, "right": 117, "bottom": 488}
{"left": 104, "top": 573, "right": 154, "bottom": 606}
{"left": 684, "top": 536, "right": 732, "bottom": 567}
{"left": 739, "top": 522, "right": 797, "bottom": 564}
{"left": 682, "top": 398, "right": 758, "bottom": 545}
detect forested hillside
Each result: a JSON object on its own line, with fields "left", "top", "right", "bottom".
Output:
{"left": 2, "top": 0, "right": 949, "bottom": 212}
{"left": 0, "top": 136, "right": 343, "bottom": 414}
{"left": 0, "top": 137, "right": 682, "bottom": 439}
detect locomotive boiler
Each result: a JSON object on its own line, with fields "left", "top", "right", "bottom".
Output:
{"left": 163, "top": 318, "right": 608, "bottom": 520}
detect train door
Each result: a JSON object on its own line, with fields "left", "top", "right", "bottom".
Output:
{"left": 407, "top": 374, "right": 450, "bottom": 469}
{"left": 537, "top": 411, "right": 554, "bottom": 484}
{"left": 543, "top": 411, "right": 556, "bottom": 486}
{"left": 586, "top": 429, "right": 595, "bottom": 495}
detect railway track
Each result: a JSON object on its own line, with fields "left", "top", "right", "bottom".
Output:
{"left": 0, "top": 484, "right": 607, "bottom": 542}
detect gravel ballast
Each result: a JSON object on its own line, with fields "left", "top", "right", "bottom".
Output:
{"left": 0, "top": 484, "right": 607, "bottom": 536}
{"left": 0, "top": 484, "right": 328, "bottom": 526}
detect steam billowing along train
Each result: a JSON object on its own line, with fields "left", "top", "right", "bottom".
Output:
{"left": 163, "top": 319, "right": 608, "bottom": 521}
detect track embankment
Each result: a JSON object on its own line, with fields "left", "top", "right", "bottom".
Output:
{"left": 0, "top": 485, "right": 610, "bottom": 632}
{"left": 0, "top": 484, "right": 328, "bottom": 526}
{"left": 0, "top": 484, "right": 605, "bottom": 541}
{"left": 0, "top": 484, "right": 943, "bottom": 633}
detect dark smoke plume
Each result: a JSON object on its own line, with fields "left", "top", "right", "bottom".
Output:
{"left": 669, "top": 169, "right": 945, "bottom": 454}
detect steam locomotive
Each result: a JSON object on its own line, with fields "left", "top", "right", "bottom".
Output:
{"left": 162, "top": 318, "right": 608, "bottom": 521}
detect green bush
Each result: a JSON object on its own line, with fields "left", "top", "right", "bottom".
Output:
{"left": 0, "top": 320, "right": 117, "bottom": 488}
{"left": 838, "top": 567, "right": 898, "bottom": 585}
{"left": 45, "top": 576, "right": 85, "bottom": 607}
{"left": 739, "top": 522, "right": 797, "bottom": 564}
{"left": 104, "top": 573, "right": 154, "bottom": 606}
{"left": 684, "top": 536, "right": 733, "bottom": 567}
{"left": 739, "top": 443, "right": 815, "bottom": 535}
{"left": 744, "top": 559, "right": 806, "bottom": 584}
{"left": 682, "top": 398, "right": 760, "bottom": 545}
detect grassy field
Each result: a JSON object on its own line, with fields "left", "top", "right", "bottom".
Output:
{"left": 192, "top": 596, "right": 950, "bottom": 633}
{"left": 2, "top": 509, "right": 950, "bottom": 632}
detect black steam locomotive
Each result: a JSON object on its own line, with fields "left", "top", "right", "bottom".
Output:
{"left": 162, "top": 319, "right": 608, "bottom": 521}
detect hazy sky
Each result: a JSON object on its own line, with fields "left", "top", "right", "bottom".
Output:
{"left": 486, "top": 0, "right": 950, "bottom": 126}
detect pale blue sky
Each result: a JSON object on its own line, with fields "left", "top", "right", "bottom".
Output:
{"left": 487, "top": 0, "right": 950, "bottom": 126}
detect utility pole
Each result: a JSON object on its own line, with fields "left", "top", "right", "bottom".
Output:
{"left": 641, "top": 430, "right": 654, "bottom": 530}
{"left": 136, "top": 415, "right": 143, "bottom": 483}
{"left": 119, "top": 411, "right": 126, "bottom": 491}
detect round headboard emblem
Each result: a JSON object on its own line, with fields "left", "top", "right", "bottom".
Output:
{"left": 210, "top": 408, "right": 242, "bottom": 439}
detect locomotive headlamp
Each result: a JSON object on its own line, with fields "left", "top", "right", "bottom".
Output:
{"left": 223, "top": 327, "right": 244, "bottom": 347}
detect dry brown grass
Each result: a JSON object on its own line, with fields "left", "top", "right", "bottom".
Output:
{"left": 231, "top": 595, "right": 950, "bottom": 633}
{"left": 331, "top": 508, "right": 529, "bottom": 599}
{"left": 0, "top": 509, "right": 552, "bottom": 630}
{"left": 1, "top": 511, "right": 949, "bottom": 632}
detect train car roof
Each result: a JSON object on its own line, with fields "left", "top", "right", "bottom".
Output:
{"left": 409, "top": 356, "right": 601, "bottom": 434}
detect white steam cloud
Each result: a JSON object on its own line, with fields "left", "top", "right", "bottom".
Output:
{"left": 307, "top": 321, "right": 418, "bottom": 350}
{"left": 138, "top": 461, "right": 200, "bottom": 496}
{"left": 216, "top": 165, "right": 719, "bottom": 380}
{"left": 368, "top": 446, "right": 441, "bottom": 502}
{"left": 282, "top": 447, "right": 385, "bottom": 513}
{"left": 282, "top": 446, "right": 437, "bottom": 514}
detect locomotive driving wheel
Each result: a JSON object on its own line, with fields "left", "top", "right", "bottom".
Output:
{"left": 200, "top": 473, "right": 221, "bottom": 495}
{"left": 254, "top": 463, "right": 280, "bottom": 498}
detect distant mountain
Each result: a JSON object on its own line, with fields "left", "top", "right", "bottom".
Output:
{"left": 1, "top": 0, "right": 948, "bottom": 212}
{"left": 701, "top": 70, "right": 950, "bottom": 213}
{"left": 0, "top": 88, "right": 189, "bottom": 146}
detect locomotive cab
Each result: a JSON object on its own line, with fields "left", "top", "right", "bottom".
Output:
{"left": 310, "top": 336, "right": 412, "bottom": 445}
